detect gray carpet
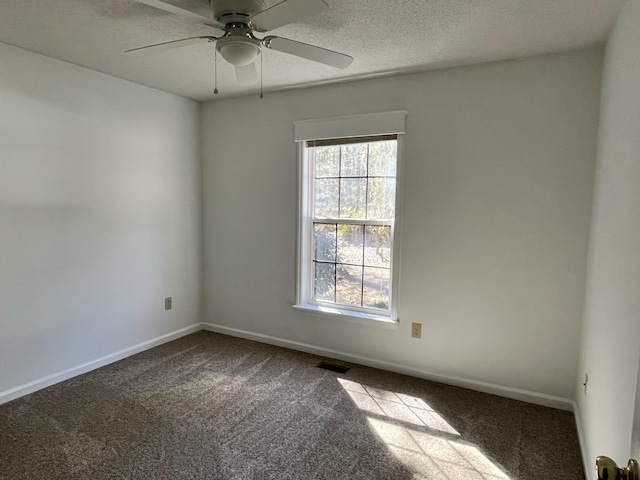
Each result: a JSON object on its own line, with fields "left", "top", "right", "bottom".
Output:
{"left": 0, "top": 331, "right": 584, "bottom": 479}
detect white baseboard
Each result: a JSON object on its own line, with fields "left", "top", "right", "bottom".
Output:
{"left": 1, "top": 321, "right": 575, "bottom": 414}
{"left": 573, "top": 402, "right": 593, "bottom": 480}
{"left": 0, "top": 324, "right": 202, "bottom": 405}
{"left": 201, "top": 322, "right": 574, "bottom": 412}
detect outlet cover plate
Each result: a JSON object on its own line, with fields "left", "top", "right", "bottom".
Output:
{"left": 411, "top": 322, "right": 422, "bottom": 339}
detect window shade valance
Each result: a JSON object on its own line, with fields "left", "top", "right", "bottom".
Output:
{"left": 294, "top": 110, "right": 407, "bottom": 142}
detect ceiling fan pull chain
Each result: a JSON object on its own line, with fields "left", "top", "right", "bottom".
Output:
{"left": 259, "top": 53, "right": 264, "bottom": 99}
{"left": 214, "top": 46, "right": 219, "bottom": 95}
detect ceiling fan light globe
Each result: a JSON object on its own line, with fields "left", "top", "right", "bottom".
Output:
{"left": 218, "top": 41, "right": 260, "bottom": 66}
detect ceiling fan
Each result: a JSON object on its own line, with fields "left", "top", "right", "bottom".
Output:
{"left": 126, "top": 0, "right": 353, "bottom": 88}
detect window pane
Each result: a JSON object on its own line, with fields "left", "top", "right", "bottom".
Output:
{"left": 314, "top": 223, "right": 336, "bottom": 262}
{"left": 341, "top": 143, "right": 367, "bottom": 177}
{"left": 367, "top": 178, "right": 396, "bottom": 219}
{"left": 363, "top": 266, "right": 390, "bottom": 310}
{"left": 303, "top": 133, "right": 399, "bottom": 317}
{"left": 314, "top": 262, "right": 335, "bottom": 302}
{"left": 337, "top": 224, "right": 363, "bottom": 266}
{"left": 339, "top": 178, "right": 367, "bottom": 219}
{"left": 315, "top": 178, "right": 339, "bottom": 217}
{"left": 368, "top": 140, "right": 397, "bottom": 177}
{"left": 364, "top": 225, "right": 391, "bottom": 267}
{"left": 315, "top": 146, "right": 340, "bottom": 178}
{"left": 336, "top": 264, "right": 363, "bottom": 306}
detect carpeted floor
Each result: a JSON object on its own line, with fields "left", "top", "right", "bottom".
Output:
{"left": 0, "top": 331, "right": 584, "bottom": 479}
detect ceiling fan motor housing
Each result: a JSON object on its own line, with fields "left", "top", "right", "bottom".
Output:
{"left": 212, "top": 0, "right": 267, "bottom": 25}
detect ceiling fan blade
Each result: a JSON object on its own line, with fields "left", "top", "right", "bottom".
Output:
{"left": 132, "top": 0, "right": 223, "bottom": 28}
{"left": 250, "top": 0, "right": 328, "bottom": 31}
{"left": 125, "top": 36, "right": 215, "bottom": 56}
{"left": 234, "top": 63, "right": 259, "bottom": 86}
{"left": 264, "top": 36, "right": 352, "bottom": 69}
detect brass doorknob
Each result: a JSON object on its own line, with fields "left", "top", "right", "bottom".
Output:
{"left": 596, "top": 456, "right": 639, "bottom": 480}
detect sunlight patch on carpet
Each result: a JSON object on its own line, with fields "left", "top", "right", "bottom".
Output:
{"left": 366, "top": 417, "right": 510, "bottom": 479}
{"left": 338, "top": 378, "right": 510, "bottom": 479}
{"left": 338, "top": 378, "right": 459, "bottom": 435}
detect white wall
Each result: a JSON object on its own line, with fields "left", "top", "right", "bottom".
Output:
{"left": 0, "top": 43, "right": 202, "bottom": 396}
{"left": 576, "top": 0, "right": 640, "bottom": 475}
{"left": 201, "top": 48, "right": 602, "bottom": 400}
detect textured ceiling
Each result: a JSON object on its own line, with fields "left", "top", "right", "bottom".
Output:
{"left": 0, "top": 0, "right": 624, "bottom": 101}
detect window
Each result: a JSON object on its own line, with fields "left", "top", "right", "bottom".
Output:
{"left": 294, "top": 111, "right": 406, "bottom": 322}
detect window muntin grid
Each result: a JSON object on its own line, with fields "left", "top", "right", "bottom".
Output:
{"left": 307, "top": 136, "right": 397, "bottom": 312}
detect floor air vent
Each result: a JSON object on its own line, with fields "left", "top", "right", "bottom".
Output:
{"left": 316, "top": 361, "right": 350, "bottom": 374}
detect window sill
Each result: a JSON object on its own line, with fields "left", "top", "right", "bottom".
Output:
{"left": 293, "top": 303, "right": 398, "bottom": 327}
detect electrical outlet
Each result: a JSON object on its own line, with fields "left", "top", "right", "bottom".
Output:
{"left": 165, "top": 297, "right": 172, "bottom": 310}
{"left": 411, "top": 322, "right": 422, "bottom": 339}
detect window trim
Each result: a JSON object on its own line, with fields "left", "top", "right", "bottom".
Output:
{"left": 294, "top": 111, "right": 406, "bottom": 323}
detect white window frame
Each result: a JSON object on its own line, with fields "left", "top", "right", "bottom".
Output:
{"left": 293, "top": 111, "right": 407, "bottom": 324}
